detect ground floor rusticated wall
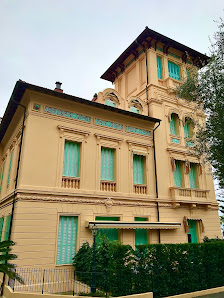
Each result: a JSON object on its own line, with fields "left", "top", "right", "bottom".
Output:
{"left": 0, "top": 194, "right": 222, "bottom": 268}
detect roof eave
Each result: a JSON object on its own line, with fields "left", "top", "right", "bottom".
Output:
{"left": 0, "top": 81, "right": 161, "bottom": 143}
{"left": 101, "top": 27, "right": 209, "bottom": 82}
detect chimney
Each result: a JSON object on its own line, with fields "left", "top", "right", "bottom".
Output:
{"left": 54, "top": 81, "right": 63, "bottom": 93}
{"left": 92, "top": 93, "right": 98, "bottom": 101}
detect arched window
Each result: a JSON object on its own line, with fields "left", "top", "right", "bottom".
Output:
{"left": 184, "top": 118, "right": 193, "bottom": 138}
{"left": 129, "top": 99, "right": 142, "bottom": 114}
{"left": 105, "top": 98, "right": 116, "bottom": 107}
{"left": 170, "top": 113, "right": 179, "bottom": 135}
{"left": 130, "top": 106, "right": 140, "bottom": 114}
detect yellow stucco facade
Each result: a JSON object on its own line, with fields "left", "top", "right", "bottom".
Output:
{"left": 0, "top": 28, "right": 221, "bottom": 269}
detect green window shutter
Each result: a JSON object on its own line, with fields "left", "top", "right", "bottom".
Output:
{"left": 168, "top": 61, "right": 180, "bottom": 81}
{"left": 174, "top": 161, "right": 182, "bottom": 187}
{"left": 170, "top": 114, "right": 177, "bottom": 135}
{"left": 157, "top": 56, "right": 162, "bottom": 79}
{"left": 4, "top": 215, "right": 11, "bottom": 241}
{"left": 101, "top": 148, "right": 114, "bottom": 181}
{"left": 189, "top": 163, "right": 197, "bottom": 188}
{"left": 56, "top": 216, "right": 78, "bottom": 265}
{"left": 105, "top": 99, "right": 116, "bottom": 107}
{"left": 130, "top": 107, "right": 140, "bottom": 114}
{"left": 95, "top": 217, "right": 119, "bottom": 242}
{"left": 0, "top": 164, "right": 5, "bottom": 192}
{"left": 133, "top": 155, "right": 145, "bottom": 184}
{"left": 63, "top": 141, "right": 80, "bottom": 177}
{"left": 135, "top": 217, "right": 147, "bottom": 248}
{"left": 187, "top": 220, "right": 197, "bottom": 243}
{"left": 184, "top": 122, "right": 190, "bottom": 138}
{"left": 0, "top": 218, "right": 4, "bottom": 241}
{"left": 7, "top": 152, "right": 13, "bottom": 185}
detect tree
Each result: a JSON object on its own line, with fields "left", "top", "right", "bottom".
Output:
{"left": 0, "top": 240, "right": 23, "bottom": 283}
{"left": 177, "top": 20, "right": 224, "bottom": 190}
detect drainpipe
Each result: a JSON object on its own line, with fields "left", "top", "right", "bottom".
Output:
{"left": 9, "top": 101, "right": 26, "bottom": 239}
{"left": 1, "top": 101, "right": 26, "bottom": 296}
{"left": 135, "top": 39, "right": 149, "bottom": 116}
{"left": 153, "top": 121, "right": 161, "bottom": 243}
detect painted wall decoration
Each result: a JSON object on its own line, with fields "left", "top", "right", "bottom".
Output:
{"left": 95, "top": 118, "right": 123, "bottom": 130}
{"left": 45, "top": 106, "right": 91, "bottom": 123}
{"left": 126, "top": 126, "right": 151, "bottom": 136}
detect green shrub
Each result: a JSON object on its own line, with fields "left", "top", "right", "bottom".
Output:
{"left": 73, "top": 240, "right": 224, "bottom": 297}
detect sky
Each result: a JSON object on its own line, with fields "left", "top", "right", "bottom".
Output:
{"left": 0, "top": 0, "right": 223, "bottom": 118}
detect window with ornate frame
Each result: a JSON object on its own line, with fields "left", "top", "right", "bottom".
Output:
{"left": 57, "top": 125, "right": 90, "bottom": 190}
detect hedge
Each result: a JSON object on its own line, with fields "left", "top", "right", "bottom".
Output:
{"left": 73, "top": 238, "right": 224, "bottom": 297}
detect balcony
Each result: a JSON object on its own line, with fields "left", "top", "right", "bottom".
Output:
{"left": 170, "top": 135, "right": 181, "bottom": 144}
{"left": 100, "top": 181, "right": 116, "bottom": 192}
{"left": 62, "top": 177, "right": 80, "bottom": 189}
{"left": 165, "top": 77, "right": 181, "bottom": 92}
{"left": 134, "top": 184, "right": 147, "bottom": 195}
{"left": 170, "top": 187, "right": 210, "bottom": 203}
{"left": 185, "top": 138, "right": 194, "bottom": 147}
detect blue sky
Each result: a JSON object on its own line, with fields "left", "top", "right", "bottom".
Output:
{"left": 0, "top": 0, "right": 223, "bottom": 117}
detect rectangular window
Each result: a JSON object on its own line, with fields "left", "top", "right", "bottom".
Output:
{"left": 0, "top": 164, "right": 5, "bottom": 192}
{"left": 133, "top": 154, "right": 145, "bottom": 184}
{"left": 157, "top": 56, "right": 162, "bottom": 79}
{"left": 135, "top": 217, "right": 147, "bottom": 248}
{"left": 56, "top": 216, "right": 78, "bottom": 265}
{"left": 189, "top": 163, "right": 197, "bottom": 188}
{"left": 7, "top": 152, "right": 13, "bottom": 185}
{"left": 95, "top": 216, "right": 119, "bottom": 241}
{"left": 168, "top": 61, "right": 181, "bottom": 81}
{"left": 0, "top": 217, "right": 4, "bottom": 241}
{"left": 187, "top": 220, "right": 197, "bottom": 243}
{"left": 174, "top": 161, "right": 182, "bottom": 187}
{"left": 63, "top": 141, "right": 80, "bottom": 177}
{"left": 4, "top": 215, "right": 11, "bottom": 240}
{"left": 101, "top": 147, "right": 115, "bottom": 181}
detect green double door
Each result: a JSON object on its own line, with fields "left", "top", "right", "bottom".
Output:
{"left": 96, "top": 217, "right": 119, "bottom": 241}
{"left": 187, "top": 220, "right": 197, "bottom": 243}
{"left": 135, "top": 217, "right": 148, "bottom": 249}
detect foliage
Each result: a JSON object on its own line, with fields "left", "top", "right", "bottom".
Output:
{"left": 73, "top": 236, "right": 134, "bottom": 296}
{"left": 203, "top": 236, "right": 223, "bottom": 242}
{"left": 0, "top": 240, "right": 23, "bottom": 283}
{"left": 177, "top": 20, "right": 224, "bottom": 190}
{"left": 74, "top": 240, "right": 224, "bottom": 297}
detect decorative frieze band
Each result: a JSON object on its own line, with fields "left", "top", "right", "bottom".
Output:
{"left": 45, "top": 106, "right": 91, "bottom": 123}
{"left": 95, "top": 118, "right": 123, "bottom": 130}
{"left": 126, "top": 126, "right": 151, "bottom": 136}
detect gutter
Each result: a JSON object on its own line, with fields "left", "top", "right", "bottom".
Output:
{"left": 0, "top": 80, "right": 161, "bottom": 144}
